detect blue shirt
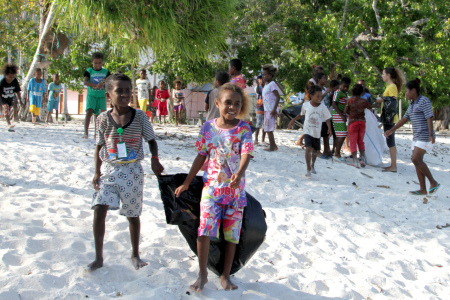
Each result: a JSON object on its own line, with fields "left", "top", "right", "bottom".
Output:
{"left": 403, "top": 95, "right": 435, "bottom": 142}
{"left": 48, "top": 82, "right": 62, "bottom": 101}
{"left": 27, "top": 78, "right": 46, "bottom": 107}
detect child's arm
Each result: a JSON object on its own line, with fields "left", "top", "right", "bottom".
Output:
{"left": 385, "top": 117, "right": 408, "bottom": 137}
{"left": 174, "top": 154, "right": 207, "bottom": 197}
{"left": 84, "top": 76, "right": 99, "bottom": 88}
{"left": 287, "top": 113, "right": 304, "bottom": 129}
{"left": 344, "top": 102, "right": 349, "bottom": 115}
{"left": 331, "top": 100, "right": 346, "bottom": 122}
{"left": 271, "top": 89, "right": 280, "bottom": 117}
{"left": 148, "top": 139, "right": 164, "bottom": 175}
{"left": 92, "top": 145, "right": 103, "bottom": 191}
{"left": 326, "top": 119, "right": 332, "bottom": 138}
{"left": 427, "top": 117, "right": 435, "bottom": 144}
{"left": 230, "top": 154, "right": 251, "bottom": 189}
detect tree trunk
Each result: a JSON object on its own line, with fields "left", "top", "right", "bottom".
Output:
{"left": 434, "top": 106, "right": 450, "bottom": 131}
{"left": 63, "top": 83, "right": 68, "bottom": 123}
{"left": 131, "top": 64, "right": 137, "bottom": 108}
{"left": 19, "top": 2, "right": 58, "bottom": 121}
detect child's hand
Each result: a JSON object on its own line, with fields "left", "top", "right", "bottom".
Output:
{"left": 230, "top": 173, "right": 242, "bottom": 189}
{"left": 92, "top": 172, "right": 101, "bottom": 191}
{"left": 287, "top": 120, "right": 295, "bottom": 129}
{"left": 96, "top": 83, "right": 104, "bottom": 89}
{"left": 341, "top": 115, "right": 347, "bottom": 123}
{"left": 174, "top": 184, "right": 189, "bottom": 198}
{"left": 328, "top": 130, "right": 332, "bottom": 138}
{"left": 151, "top": 158, "right": 164, "bottom": 176}
{"left": 429, "top": 135, "right": 435, "bottom": 144}
{"left": 385, "top": 129, "right": 394, "bottom": 137}
{"left": 270, "top": 109, "right": 278, "bottom": 118}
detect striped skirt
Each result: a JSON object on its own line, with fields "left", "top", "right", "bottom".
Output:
{"left": 331, "top": 110, "right": 348, "bottom": 137}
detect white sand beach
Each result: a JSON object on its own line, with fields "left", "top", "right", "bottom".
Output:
{"left": 1, "top": 122, "right": 449, "bottom": 299}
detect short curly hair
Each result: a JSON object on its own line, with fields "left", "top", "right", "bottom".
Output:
{"left": 215, "top": 83, "right": 250, "bottom": 119}
{"left": 1, "top": 63, "right": 18, "bottom": 75}
{"left": 105, "top": 72, "right": 132, "bottom": 93}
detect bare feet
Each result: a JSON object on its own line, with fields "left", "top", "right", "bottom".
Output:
{"left": 254, "top": 141, "right": 259, "bottom": 145}
{"left": 220, "top": 275, "right": 238, "bottom": 291}
{"left": 131, "top": 255, "right": 148, "bottom": 270}
{"left": 82, "top": 134, "right": 88, "bottom": 139}
{"left": 382, "top": 167, "right": 397, "bottom": 172}
{"left": 305, "top": 170, "right": 312, "bottom": 177}
{"left": 190, "top": 273, "right": 208, "bottom": 292}
{"left": 311, "top": 168, "right": 317, "bottom": 174}
{"left": 87, "top": 258, "right": 103, "bottom": 272}
{"left": 263, "top": 146, "right": 278, "bottom": 152}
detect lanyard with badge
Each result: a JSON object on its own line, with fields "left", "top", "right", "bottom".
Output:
{"left": 116, "top": 127, "right": 128, "bottom": 159}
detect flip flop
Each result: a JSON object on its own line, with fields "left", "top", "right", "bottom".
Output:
{"left": 409, "top": 190, "right": 425, "bottom": 195}
{"left": 319, "top": 154, "right": 327, "bottom": 159}
{"left": 429, "top": 183, "right": 441, "bottom": 195}
{"left": 334, "top": 156, "right": 345, "bottom": 163}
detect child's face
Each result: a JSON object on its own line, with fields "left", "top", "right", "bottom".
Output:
{"left": 228, "top": 64, "right": 236, "bottom": 76}
{"left": 35, "top": 70, "right": 42, "bottom": 80}
{"left": 340, "top": 83, "right": 350, "bottom": 93}
{"left": 53, "top": 74, "right": 60, "bottom": 84}
{"left": 319, "top": 76, "right": 327, "bottom": 85}
{"left": 5, "top": 73, "right": 16, "bottom": 84}
{"left": 257, "top": 78, "right": 263, "bottom": 85}
{"left": 214, "top": 79, "right": 220, "bottom": 88}
{"left": 175, "top": 82, "right": 181, "bottom": 90}
{"left": 92, "top": 58, "right": 103, "bottom": 70}
{"left": 106, "top": 80, "right": 132, "bottom": 108}
{"left": 262, "top": 70, "right": 273, "bottom": 83}
{"left": 311, "top": 91, "right": 322, "bottom": 105}
{"left": 215, "top": 90, "right": 242, "bottom": 121}
{"left": 159, "top": 82, "right": 165, "bottom": 89}
{"left": 139, "top": 71, "right": 146, "bottom": 79}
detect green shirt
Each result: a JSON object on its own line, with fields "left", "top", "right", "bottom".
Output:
{"left": 84, "top": 68, "right": 110, "bottom": 97}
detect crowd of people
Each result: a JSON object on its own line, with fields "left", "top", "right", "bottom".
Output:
{"left": 0, "top": 54, "right": 442, "bottom": 293}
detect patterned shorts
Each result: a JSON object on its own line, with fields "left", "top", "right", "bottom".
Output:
{"left": 198, "top": 202, "right": 244, "bottom": 244}
{"left": 91, "top": 161, "right": 144, "bottom": 217}
{"left": 332, "top": 110, "right": 348, "bottom": 137}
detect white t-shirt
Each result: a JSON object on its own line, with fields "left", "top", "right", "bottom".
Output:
{"left": 301, "top": 102, "right": 331, "bottom": 138}
{"left": 262, "top": 81, "right": 279, "bottom": 111}
{"left": 172, "top": 89, "right": 184, "bottom": 106}
{"left": 136, "top": 79, "right": 150, "bottom": 100}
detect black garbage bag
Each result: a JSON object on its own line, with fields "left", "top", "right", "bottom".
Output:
{"left": 282, "top": 104, "right": 304, "bottom": 128}
{"left": 380, "top": 96, "right": 397, "bottom": 125}
{"left": 157, "top": 174, "right": 267, "bottom": 276}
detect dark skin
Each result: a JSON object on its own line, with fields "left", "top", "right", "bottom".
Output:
{"left": 26, "top": 70, "right": 43, "bottom": 124}
{"left": 2, "top": 72, "right": 22, "bottom": 128}
{"left": 317, "top": 76, "right": 339, "bottom": 156}
{"left": 344, "top": 93, "right": 371, "bottom": 167}
{"left": 261, "top": 70, "right": 280, "bottom": 151}
{"left": 254, "top": 78, "right": 266, "bottom": 144}
{"left": 385, "top": 87, "right": 438, "bottom": 195}
{"left": 174, "top": 90, "right": 251, "bottom": 291}
{"left": 331, "top": 82, "right": 350, "bottom": 158}
{"left": 88, "top": 80, "right": 164, "bottom": 272}
{"left": 288, "top": 91, "right": 332, "bottom": 176}
{"left": 173, "top": 82, "right": 185, "bottom": 126}
{"left": 83, "top": 58, "right": 105, "bottom": 138}
{"left": 46, "top": 74, "right": 60, "bottom": 124}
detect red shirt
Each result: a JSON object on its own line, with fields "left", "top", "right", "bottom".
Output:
{"left": 155, "top": 89, "right": 170, "bottom": 101}
{"left": 346, "top": 96, "right": 371, "bottom": 123}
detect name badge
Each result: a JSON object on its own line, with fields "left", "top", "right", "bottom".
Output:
{"left": 117, "top": 142, "right": 128, "bottom": 158}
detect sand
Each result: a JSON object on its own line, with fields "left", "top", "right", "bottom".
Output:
{"left": 1, "top": 121, "right": 449, "bottom": 299}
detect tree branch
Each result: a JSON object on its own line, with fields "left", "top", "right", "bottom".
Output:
{"left": 372, "top": 0, "right": 384, "bottom": 35}
{"left": 355, "top": 42, "right": 382, "bottom": 75}
{"left": 337, "top": 0, "right": 349, "bottom": 38}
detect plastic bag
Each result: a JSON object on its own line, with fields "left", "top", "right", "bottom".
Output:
{"left": 157, "top": 174, "right": 267, "bottom": 276}
{"left": 282, "top": 104, "right": 304, "bottom": 127}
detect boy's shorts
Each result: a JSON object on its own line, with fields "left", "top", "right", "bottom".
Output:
{"left": 47, "top": 99, "right": 59, "bottom": 112}
{"left": 255, "top": 113, "right": 264, "bottom": 129}
{"left": 264, "top": 111, "right": 277, "bottom": 132}
{"left": 91, "top": 161, "right": 144, "bottom": 217}
{"left": 304, "top": 134, "right": 321, "bottom": 151}
{"left": 138, "top": 99, "right": 148, "bottom": 112}
{"left": 198, "top": 201, "right": 244, "bottom": 244}
{"left": 86, "top": 95, "right": 107, "bottom": 115}
{"left": 29, "top": 105, "right": 40, "bottom": 115}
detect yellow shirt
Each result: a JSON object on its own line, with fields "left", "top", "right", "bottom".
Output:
{"left": 382, "top": 83, "right": 399, "bottom": 123}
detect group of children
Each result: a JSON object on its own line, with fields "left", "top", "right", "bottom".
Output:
{"left": 0, "top": 63, "right": 62, "bottom": 131}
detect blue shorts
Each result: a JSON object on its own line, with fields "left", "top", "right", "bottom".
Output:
{"left": 255, "top": 114, "right": 264, "bottom": 128}
{"left": 47, "top": 99, "right": 59, "bottom": 112}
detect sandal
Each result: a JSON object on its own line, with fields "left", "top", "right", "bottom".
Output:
{"left": 429, "top": 183, "right": 441, "bottom": 195}
{"left": 409, "top": 190, "right": 425, "bottom": 195}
